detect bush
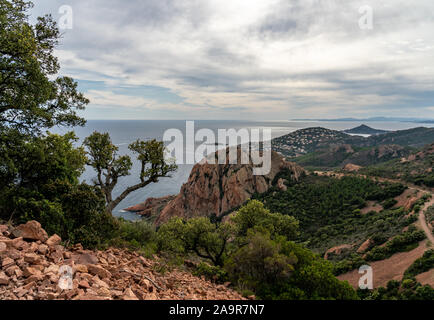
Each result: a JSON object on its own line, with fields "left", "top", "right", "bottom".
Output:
{"left": 365, "top": 229, "right": 426, "bottom": 261}
{"left": 112, "top": 219, "right": 157, "bottom": 251}
{"left": 404, "top": 250, "right": 434, "bottom": 279}
{"left": 193, "top": 262, "right": 229, "bottom": 283}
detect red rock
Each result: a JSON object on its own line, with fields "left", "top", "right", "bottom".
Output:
{"left": 155, "top": 149, "right": 305, "bottom": 225}
{"left": 123, "top": 288, "right": 139, "bottom": 300}
{"left": 88, "top": 265, "right": 111, "bottom": 279}
{"left": 2, "top": 257, "right": 14, "bottom": 268}
{"left": 72, "top": 252, "right": 98, "bottom": 265}
{"left": 23, "top": 281, "right": 37, "bottom": 290}
{"left": 0, "top": 220, "right": 246, "bottom": 301}
{"left": 11, "top": 221, "right": 48, "bottom": 242}
{"left": 23, "top": 267, "right": 42, "bottom": 277}
{"left": 74, "top": 264, "right": 88, "bottom": 273}
{"left": 0, "top": 271, "right": 9, "bottom": 285}
{"left": 25, "top": 274, "right": 43, "bottom": 284}
{"left": 46, "top": 234, "right": 61, "bottom": 247}
{"left": 0, "top": 242, "right": 6, "bottom": 253}
{"left": 24, "top": 253, "right": 41, "bottom": 265}
{"left": 0, "top": 237, "right": 24, "bottom": 250}
{"left": 78, "top": 280, "right": 90, "bottom": 289}
{"left": 38, "top": 244, "right": 49, "bottom": 255}
{"left": 0, "top": 225, "right": 8, "bottom": 235}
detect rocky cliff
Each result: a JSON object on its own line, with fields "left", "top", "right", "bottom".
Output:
{"left": 151, "top": 148, "right": 305, "bottom": 225}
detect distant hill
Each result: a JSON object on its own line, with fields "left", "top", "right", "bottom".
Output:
{"left": 272, "top": 126, "right": 434, "bottom": 168}
{"left": 272, "top": 127, "right": 364, "bottom": 158}
{"left": 291, "top": 117, "right": 434, "bottom": 122}
{"left": 343, "top": 125, "right": 389, "bottom": 135}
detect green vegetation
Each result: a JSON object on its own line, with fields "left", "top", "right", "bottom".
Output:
{"left": 404, "top": 250, "right": 434, "bottom": 280}
{"left": 360, "top": 143, "right": 434, "bottom": 188}
{"left": 253, "top": 175, "right": 411, "bottom": 254}
{"left": 358, "top": 279, "right": 434, "bottom": 300}
{"left": 293, "top": 145, "right": 411, "bottom": 170}
{"left": 156, "top": 200, "right": 357, "bottom": 300}
{"left": 252, "top": 174, "right": 428, "bottom": 277}
{"left": 364, "top": 226, "right": 425, "bottom": 261}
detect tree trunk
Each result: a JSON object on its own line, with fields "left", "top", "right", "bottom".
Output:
{"left": 106, "top": 179, "right": 154, "bottom": 213}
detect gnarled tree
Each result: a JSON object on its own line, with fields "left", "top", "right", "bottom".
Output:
{"left": 84, "top": 131, "right": 177, "bottom": 213}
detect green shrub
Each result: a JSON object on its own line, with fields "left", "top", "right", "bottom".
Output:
{"left": 193, "top": 262, "right": 229, "bottom": 283}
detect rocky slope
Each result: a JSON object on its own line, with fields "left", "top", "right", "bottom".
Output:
{"left": 151, "top": 148, "right": 305, "bottom": 225}
{"left": 0, "top": 221, "right": 245, "bottom": 300}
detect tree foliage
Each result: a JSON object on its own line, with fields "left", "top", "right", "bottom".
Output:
{"left": 156, "top": 200, "right": 357, "bottom": 300}
{"left": 83, "top": 132, "right": 177, "bottom": 213}
{"left": 0, "top": 0, "right": 88, "bottom": 133}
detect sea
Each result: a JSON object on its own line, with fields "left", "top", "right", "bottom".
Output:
{"left": 53, "top": 120, "right": 434, "bottom": 221}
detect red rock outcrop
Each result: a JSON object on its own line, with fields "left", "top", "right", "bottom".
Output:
{"left": 343, "top": 163, "right": 362, "bottom": 172}
{"left": 324, "top": 244, "right": 353, "bottom": 260}
{"left": 124, "top": 195, "right": 176, "bottom": 217}
{"left": 154, "top": 148, "right": 305, "bottom": 225}
{"left": 0, "top": 221, "right": 245, "bottom": 300}
{"left": 357, "top": 239, "right": 374, "bottom": 254}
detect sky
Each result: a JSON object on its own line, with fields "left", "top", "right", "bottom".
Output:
{"left": 31, "top": 0, "right": 434, "bottom": 120}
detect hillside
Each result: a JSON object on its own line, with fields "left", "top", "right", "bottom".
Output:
{"left": 361, "top": 143, "right": 434, "bottom": 188}
{"left": 0, "top": 221, "right": 245, "bottom": 300}
{"left": 272, "top": 127, "right": 363, "bottom": 158}
{"left": 253, "top": 171, "right": 434, "bottom": 293}
{"left": 294, "top": 144, "right": 411, "bottom": 169}
{"left": 273, "top": 126, "right": 434, "bottom": 169}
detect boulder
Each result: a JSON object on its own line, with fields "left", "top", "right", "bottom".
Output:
{"left": 88, "top": 264, "right": 111, "bottom": 279}
{"left": 0, "top": 271, "right": 9, "bottom": 285}
{"left": 11, "top": 221, "right": 48, "bottom": 242}
{"left": 0, "top": 225, "right": 8, "bottom": 236}
{"left": 2, "top": 257, "right": 14, "bottom": 268}
{"left": 123, "top": 288, "right": 139, "bottom": 300}
{"left": 74, "top": 264, "right": 88, "bottom": 274}
{"left": 24, "top": 253, "right": 41, "bottom": 265}
{"left": 46, "top": 234, "right": 61, "bottom": 247}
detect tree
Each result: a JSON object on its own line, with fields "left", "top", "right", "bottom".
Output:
{"left": 231, "top": 200, "right": 299, "bottom": 241}
{"left": 157, "top": 217, "right": 234, "bottom": 266}
{"left": 83, "top": 131, "right": 177, "bottom": 213}
{"left": 225, "top": 231, "right": 297, "bottom": 294}
{"left": 0, "top": 0, "right": 88, "bottom": 134}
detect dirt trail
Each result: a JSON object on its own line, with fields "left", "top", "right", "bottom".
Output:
{"left": 337, "top": 241, "right": 428, "bottom": 289}
{"left": 418, "top": 197, "right": 434, "bottom": 244}
{"left": 317, "top": 170, "right": 434, "bottom": 288}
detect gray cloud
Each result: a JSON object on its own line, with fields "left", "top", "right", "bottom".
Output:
{"left": 31, "top": 0, "right": 434, "bottom": 119}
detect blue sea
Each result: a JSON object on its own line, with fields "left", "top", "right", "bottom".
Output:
{"left": 53, "top": 120, "right": 434, "bottom": 220}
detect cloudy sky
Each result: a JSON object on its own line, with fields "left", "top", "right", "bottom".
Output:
{"left": 31, "top": 0, "right": 434, "bottom": 120}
